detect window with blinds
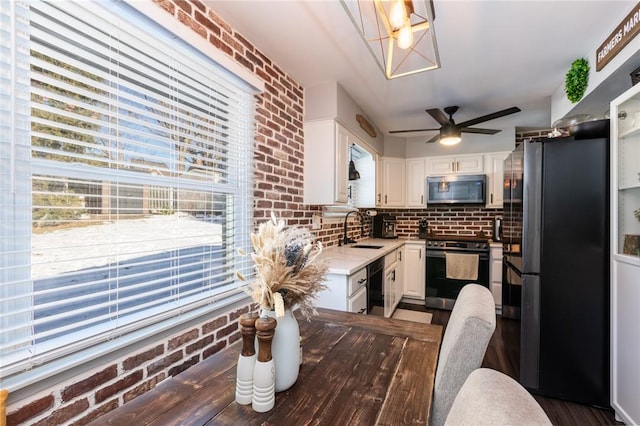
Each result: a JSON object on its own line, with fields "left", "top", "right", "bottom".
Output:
{"left": 0, "top": 0, "right": 255, "bottom": 381}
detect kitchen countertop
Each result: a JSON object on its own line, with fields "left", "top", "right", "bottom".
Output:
{"left": 321, "top": 237, "right": 502, "bottom": 275}
{"left": 320, "top": 238, "right": 408, "bottom": 275}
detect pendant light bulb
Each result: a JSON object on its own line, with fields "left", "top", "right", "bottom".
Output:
{"left": 397, "top": 20, "right": 413, "bottom": 50}
{"left": 389, "top": 0, "right": 406, "bottom": 29}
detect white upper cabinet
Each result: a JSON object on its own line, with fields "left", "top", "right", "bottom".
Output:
{"left": 485, "top": 151, "right": 510, "bottom": 208}
{"left": 406, "top": 158, "right": 427, "bottom": 207}
{"left": 380, "top": 157, "right": 406, "bottom": 207}
{"left": 303, "top": 120, "right": 349, "bottom": 205}
{"left": 426, "top": 154, "right": 484, "bottom": 175}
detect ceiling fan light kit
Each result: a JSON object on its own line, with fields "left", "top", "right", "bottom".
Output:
{"left": 340, "top": 0, "right": 440, "bottom": 79}
{"left": 439, "top": 122, "right": 461, "bottom": 145}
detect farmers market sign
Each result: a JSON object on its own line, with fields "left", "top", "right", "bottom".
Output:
{"left": 596, "top": 2, "right": 640, "bottom": 71}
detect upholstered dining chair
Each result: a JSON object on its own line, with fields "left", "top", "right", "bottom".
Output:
{"left": 430, "top": 283, "right": 496, "bottom": 426}
{"left": 444, "top": 368, "right": 552, "bottom": 425}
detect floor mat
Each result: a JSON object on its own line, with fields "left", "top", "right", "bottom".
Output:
{"left": 391, "top": 309, "right": 433, "bottom": 324}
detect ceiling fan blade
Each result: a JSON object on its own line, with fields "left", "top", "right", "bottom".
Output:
{"left": 456, "top": 107, "right": 521, "bottom": 128}
{"left": 389, "top": 128, "right": 440, "bottom": 134}
{"left": 460, "top": 127, "right": 501, "bottom": 135}
{"left": 426, "top": 108, "right": 450, "bottom": 126}
{"left": 425, "top": 134, "right": 440, "bottom": 143}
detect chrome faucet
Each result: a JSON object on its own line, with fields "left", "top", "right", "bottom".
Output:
{"left": 340, "top": 210, "right": 359, "bottom": 246}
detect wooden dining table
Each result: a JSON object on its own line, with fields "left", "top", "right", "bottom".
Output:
{"left": 94, "top": 308, "right": 443, "bottom": 426}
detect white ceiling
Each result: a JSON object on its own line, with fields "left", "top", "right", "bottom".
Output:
{"left": 207, "top": 0, "right": 636, "bottom": 141}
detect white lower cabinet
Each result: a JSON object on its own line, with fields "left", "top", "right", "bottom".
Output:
{"left": 315, "top": 267, "right": 367, "bottom": 313}
{"left": 403, "top": 241, "right": 426, "bottom": 300}
{"left": 383, "top": 248, "right": 402, "bottom": 317}
{"left": 347, "top": 285, "right": 367, "bottom": 314}
{"left": 489, "top": 244, "right": 503, "bottom": 313}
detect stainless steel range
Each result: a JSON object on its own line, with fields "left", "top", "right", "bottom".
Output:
{"left": 425, "top": 236, "right": 490, "bottom": 310}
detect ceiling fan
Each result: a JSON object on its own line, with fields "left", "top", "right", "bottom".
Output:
{"left": 390, "top": 105, "right": 521, "bottom": 145}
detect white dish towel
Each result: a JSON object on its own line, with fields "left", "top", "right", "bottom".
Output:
{"left": 445, "top": 252, "right": 479, "bottom": 280}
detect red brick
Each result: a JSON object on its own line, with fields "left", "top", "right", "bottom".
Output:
{"left": 185, "top": 335, "right": 214, "bottom": 354}
{"left": 147, "top": 350, "right": 183, "bottom": 376}
{"left": 167, "top": 328, "right": 199, "bottom": 350}
{"left": 202, "top": 316, "right": 227, "bottom": 334}
{"left": 203, "top": 340, "right": 227, "bottom": 359}
{"left": 62, "top": 365, "right": 117, "bottom": 402}
{"left": 69, "top": 399, "right": 119, "bottom": 426}
{"left": 215, "top": 322, "right": 238, "bottom": 340}
{"left": 123, "top": 344, "right": 164, "bottom": 371}
{"left": 95, "top": 370, "right": 144, "bottom": 403}
{"left": 32, "top": 398, "right": 89, "bottom": 426}
{"left": 194, "top": 10, "right": 220, "bottom": 36}
{"left": 173, "top": 0, "right": 192, "bottom": 14}
{"left": 6, "top": 395, "right": 54, "bottom": 425}
{"left": 123, "top": 373, "right": 165, "bottom": 403}
{"left": 168, "top": 355, "right": 199, "bottom": 377}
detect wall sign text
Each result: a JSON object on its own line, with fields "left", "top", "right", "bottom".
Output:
{"left": 596, "top": 2, "right": 640, "bottom": 71}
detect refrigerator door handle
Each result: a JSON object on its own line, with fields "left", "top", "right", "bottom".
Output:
{"left": 522, "top": 141, "right": 542, "bottom": 273}
{"left": 520, "top": 274, "right": 541, "bottom": 390}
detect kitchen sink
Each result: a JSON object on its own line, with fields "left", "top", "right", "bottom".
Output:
{"left": 351, "top": 244, "right": 383, "bottom": 249}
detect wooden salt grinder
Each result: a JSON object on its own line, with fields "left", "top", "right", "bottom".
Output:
{"left": 252, "top": 316, "right": 277, "bottom": 413}
{"left": 235, "top": 312, "right": 259, "bottom": 405}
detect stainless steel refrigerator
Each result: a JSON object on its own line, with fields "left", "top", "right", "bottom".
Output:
{"left": 502, "top": 130, "right": 610, "bottom": 407}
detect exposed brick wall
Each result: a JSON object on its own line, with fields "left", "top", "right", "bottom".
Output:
{"left": 378, "top": 207, "right": 503, "bottom": 240}
{"left": 7, "top": 305, "right": 250, "bottom": 425}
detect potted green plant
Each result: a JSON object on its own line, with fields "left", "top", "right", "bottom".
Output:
{"left": 565, "top": 58, "right": 590, "bottom": 103}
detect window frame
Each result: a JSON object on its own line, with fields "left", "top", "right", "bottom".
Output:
{"left": 0, "top": 0, "right": 262, "bottom": 392}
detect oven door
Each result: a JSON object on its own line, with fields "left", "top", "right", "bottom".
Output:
{"left": 425, "top": 249, "right": 490, "bottom": 310}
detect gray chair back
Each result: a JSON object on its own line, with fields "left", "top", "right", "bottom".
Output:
{"left": 444, "top": 368, "right": 552, "bottom": 425}
{"left": 430, "top": 284, "right": 496, "bottom": 426}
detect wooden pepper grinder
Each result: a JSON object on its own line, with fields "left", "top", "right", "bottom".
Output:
{"left": 235, "top": 312, "right": 259, "bottom": 405}
{"left": 252, "top": 315, "right": 277, "bottom": 413}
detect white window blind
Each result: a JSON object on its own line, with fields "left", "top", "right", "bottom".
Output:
{"left": 0, "top": 0, "right": 255, "bottom": 381}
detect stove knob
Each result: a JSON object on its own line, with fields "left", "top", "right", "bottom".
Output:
{"left": 475, "top": 243, "right": 481, "bottom": 248}
{"left": 439, "top": 242, "right": 444, "bottom": 247}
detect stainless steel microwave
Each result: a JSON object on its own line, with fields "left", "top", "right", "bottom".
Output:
{"left": 426, "top": 174, "right": 486, "bottom": 205}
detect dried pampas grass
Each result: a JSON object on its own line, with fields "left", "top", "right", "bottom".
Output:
{"left": 240, "top": 212, "right": 328, "bottom": 320}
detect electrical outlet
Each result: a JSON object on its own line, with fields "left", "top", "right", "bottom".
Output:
{"left": 312, "top": 214, "right": 322, "bottom": 230}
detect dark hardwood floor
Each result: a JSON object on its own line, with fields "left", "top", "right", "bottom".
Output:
{"left": 398, "top": 302, "right": 622, "bottom": 426}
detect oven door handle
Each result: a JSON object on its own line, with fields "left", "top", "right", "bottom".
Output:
{"left": 426, "top": 250, "right": 489, "bottom": 260}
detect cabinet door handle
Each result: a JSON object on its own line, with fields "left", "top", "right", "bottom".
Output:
{"left": 456, "top": 161, "right": 459, "bottom": 171}
{"left": 490, "top": 193, "right": 494, "bottom": 204}
{"left": 392, "top": 270, "right": 396, "bottom": 281}
{"left": 377, "top": 193, "right": 381, "bottom": 202}
{"left": 421, "top": 195, "right": 424, "bottom": 204}
{"left": 399, "top": 251, "right": 402, "bottom": 261}
{"left": 358, "top": 308, "right": 366, "bottom": 314}
{"left": 452, "top": 161, "right": 455, "bottom": 172}
{"left": 385, "top": 195, "right": 387, "bottom": 204}
{"left": 419, "top": 249, "right": 422, "bottom": 259}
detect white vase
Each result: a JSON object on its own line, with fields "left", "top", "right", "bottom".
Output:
{"left": 260, "top": 308, "right": 300, "bottom": 392}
